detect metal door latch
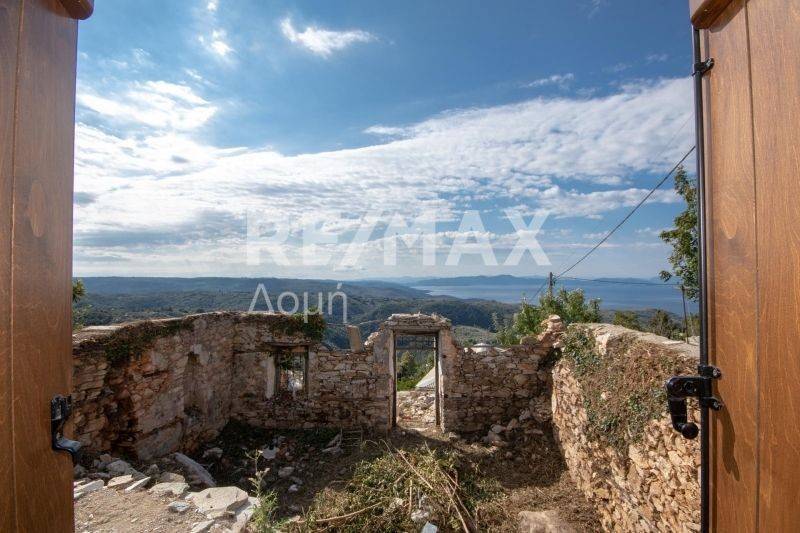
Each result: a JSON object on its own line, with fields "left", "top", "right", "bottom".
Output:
{"left": 51, "top": 395, "right": 82, "bottom": 465}
{"left": 665, "top": 365, "right": 723, "bottom": 439}
{"left": 693, "top": 57, "right": 715, "bottom": 76}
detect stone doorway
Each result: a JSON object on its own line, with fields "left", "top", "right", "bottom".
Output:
{"left": 392, "top": 332, "right": 439, "bottom": 428}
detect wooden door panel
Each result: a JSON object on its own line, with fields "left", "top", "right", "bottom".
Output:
{"left": 8, "top": 0, "right": 78, "bottom": 530}
{"left": 703, "top": 1, "right": 759, "bottom": 531}
{"left": 748, "top": 1, "right": 800, "bottom": 530}
{"left": 0, "top": 2, "right": 22, "bottom": 531}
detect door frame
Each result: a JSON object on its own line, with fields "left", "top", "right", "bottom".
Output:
{"left": 390, "top": 330, "right": 440, "bottom": 428}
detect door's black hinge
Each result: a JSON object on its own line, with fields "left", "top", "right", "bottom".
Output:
{"left": 665, "top": 364, "right": 723, "bottom": 439}
{"left": 693, "top": 58, "right": 715, "bottom": 76}
{"left": 51, "top": 394, "right": 82, "bottom": 465}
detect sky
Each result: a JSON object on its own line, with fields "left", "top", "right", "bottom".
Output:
{"left": 73, "top": 0, "right": 696, "bottom": 280}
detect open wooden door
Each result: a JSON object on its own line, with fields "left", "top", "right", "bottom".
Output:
{"left": 690, "top": 0, "right": 800, "bottom": 530}
{"left": 0, "top": 0, "right": 91, "bottom": 530}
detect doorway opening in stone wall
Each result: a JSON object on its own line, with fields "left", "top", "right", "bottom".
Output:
{"left": 392, "top": 332, "right": 439, "bottom": 429}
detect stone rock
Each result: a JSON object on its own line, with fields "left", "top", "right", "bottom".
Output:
{"left": 175, "top": 452, "right": 216, "bottom": 487}
{"left": 168, "top": 501, "right": 191, "bottom": 514}
{"left": 203, "top": 447, "right": 223, "bottom": 461}
{"left": 421, "top": 522, "right": 439, "bottom": 533}
{"left": 491, "top": 424, "right": 505, "bottom": 434}
{"left": 149, "top": 482, "right": 189, "bottom": 498}
{"left": 73, "top": 465, "right": 88, "bottom": 479}
{"left": 278, "top": 466, "right": 294, "bottom": 478}
{"left": 288, "top": 484, "right": 299, "bottom": 493}
{"left": 188, "top": 486, "right": 249, "bottom": 519}
{"left": 145, "top": 464, "right": 160, "bottom": 477}
{"left": 74, "top": 479, "right": 104, "bottom": 500}
{"left": 159, "top": 472, "right": 186, "bottom": 483}
{"left": 98, "top": 453, "right": 114, "bottom": 464}
{"left": 411, "top": 509, "right": 430, "bottom": 524}
{"left": 518, "top": 510, "right": 576, "bottom": 533}
{"left": 106, "top": 475, "right": 135, "bottom": 489}
{"left": 124, "top": 477, "right": 152, "bottom": 493}
{"left": 260, "top": 446, "right": 277, "bottom": 461}
{"left": 190, "top": 520, "right": 215, "bottom": 533}
{"left": 228, "top": 497, "right": 259, "bottom": 533}
{"left": 106, "top": 459, "right": 134, "bottom": 477}
{"left": 326, "top": 432, "right": 343, "bottom": 448}
{"left": 484, "top": 431, "right": 505, "bottom": 446}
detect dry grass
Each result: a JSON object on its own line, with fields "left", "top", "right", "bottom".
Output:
{"left": 287, "top": 441, "right": 499, "bottom": 533}
{"left": 561, "top": 325, "right": 696, "bottom": 454}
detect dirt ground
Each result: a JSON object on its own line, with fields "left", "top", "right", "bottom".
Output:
{"left": 75, "top": 489, "right": 206, "bottom": 533}
{"left": 75, "top": 396, "right": 600, "bottom": 532}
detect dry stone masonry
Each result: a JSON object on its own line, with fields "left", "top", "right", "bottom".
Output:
{"left": 72, "top": 312, "right": 392, "bottom": 459}
{"left": 552, "top": 324, "right": 701, "bottom": 532}
{"left": 440, "top": 316, "right": 564, "bottom": 431}
{"left": 72, "top": 311, "right": 563, "bottom": 459}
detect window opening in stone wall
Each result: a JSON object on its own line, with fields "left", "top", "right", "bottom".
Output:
{"left": 276, "top": 347, "right": 308, "bottom": 398}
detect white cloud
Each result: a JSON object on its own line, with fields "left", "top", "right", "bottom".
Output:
{"left": 363, "top": 125, "right": 411, "bottom": 138}
{"left": 199, "top": 29, "right": 234, "bottom": 59}
{"left": 646, "top": 53, "right": 669, "bottom": 63}
{"left": 73, "top": 76, "right": 692, "bottom": 276}
{"left": 636, "top": 226, "right": 668, "bottom": 236}
{"left": 280, "top": 17, "right": 375, "bottom": 58}
{"left": 604, "top": 62, "right": 630, "bottom": 73}
{"left": 77, "top": 81, "right": 216, "bottom": 131}
{"left": 206, "top": 0, "right": 218, "bottom": 12}
{"left": 522, "top": 73, "right": 575, "bottom": 89}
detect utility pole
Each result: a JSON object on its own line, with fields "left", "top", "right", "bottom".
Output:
{"left": 547, "top": 272, "right": 554, "bottom": 298}
{"left": 680, "top": 284, "right": 689, "bottom": 343}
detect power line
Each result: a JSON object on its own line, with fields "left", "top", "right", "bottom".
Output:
{"left": 545, "top": 112, "right": 695, "bottom": 286}
{"left": 554, "top": 145, "right": 696, "bottom": 280}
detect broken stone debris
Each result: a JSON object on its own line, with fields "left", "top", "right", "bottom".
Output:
{"left": 202, "top": 447, "right": 223, "bottom": 460}
{"left": 158, "top": 471, "right": 186, "bottom": 483}
{"left": 187, "top": 486, "right": 249, "bottom": 519}
{"left": 106, "top": 474, "right": 136, "bottom": 489}
{"left": 73, "top": 479, "right": 104, "bottom": 500}
{"left": 149, "top": 481, "right": 189, "bottom": 498}
{"left": 168, "top": 500, "right": 191, "bottom": 514}
{"left": 190, "top": 520, "right": 215, "bottom": 533}
{"left": 124, "top": 476, "right": 152, "bottom": 493}
{"left": 174, "top": 452, "right": 216, "bottom": 487}
{"left": 517, "top": 509, "right": 576, "bottom": 533}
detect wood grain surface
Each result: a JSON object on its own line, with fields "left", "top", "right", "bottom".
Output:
{"left": 6, "top": 0, "right": 79, "bottom": 530}
{"left": 0, "top": 1, "right": 21, "bottom": 531}
{"left": 748, "top": 0, "right": 800, "bottom": 530}
{"left": 691, "top": 0, "right": 736, "bottom": 28}
{"left": 703, "top": 1, "right": 759, "bottom": 530}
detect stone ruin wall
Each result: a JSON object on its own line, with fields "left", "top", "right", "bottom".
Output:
{"left": 72, "top": 311, "right": 563, "bottom": 460}
{"left": 439, "top": 316, "right": 564, "bottom": 432}
{"left": 552, "top": 324, "right": 701, "bottom": 532}
{"left": 72, "top": 312, "right": 392, "bottom": 460}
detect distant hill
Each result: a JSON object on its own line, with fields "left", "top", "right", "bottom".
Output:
{"left": 73, "top": 276, "right": 516, "bottom": 348}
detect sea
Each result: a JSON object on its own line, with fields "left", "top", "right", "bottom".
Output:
{"left": 411, "top": 278, "right": 696, "bottom": 315}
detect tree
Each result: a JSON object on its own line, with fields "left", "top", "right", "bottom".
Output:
{"left": 493, "top": 286, "right": 601, "bottom": 345}
{"left": 647, "top": 309, "right": 681, "bottom": 339}
{"left": 397, "top": 352, "right": 417, "bottom": 380}
{"left": 613, "top": 310, "right": 641, "bottom": 331}
{"left": 72, "top": 279, "right": 85, "bottom": 303}
{"left": 659, "top": 166, "right": 699, "bottom": 300}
